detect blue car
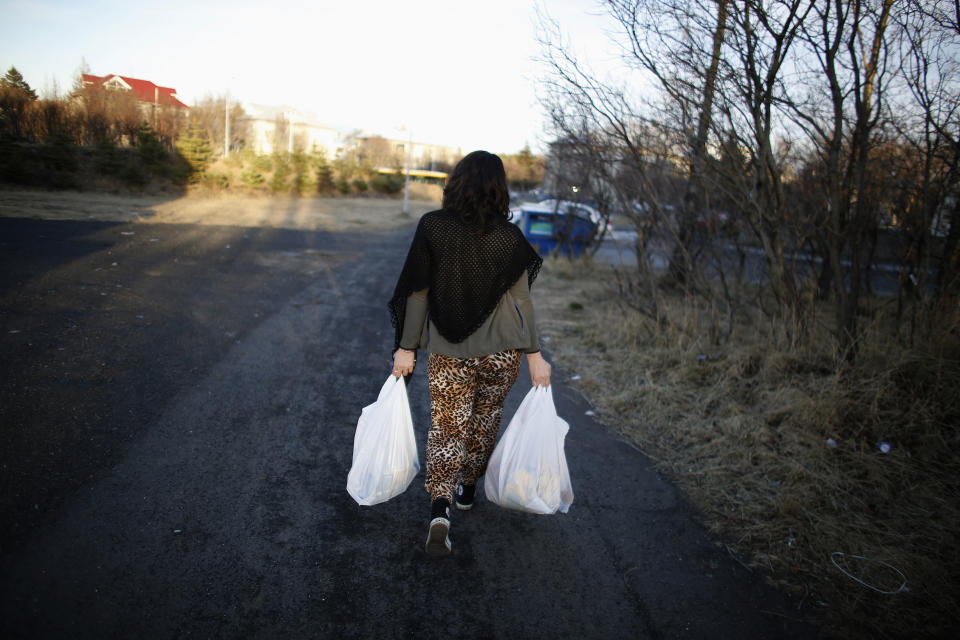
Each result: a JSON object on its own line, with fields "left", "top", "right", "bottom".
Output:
{"left": 513, "top": 200, "right": 603, "bottom": 257}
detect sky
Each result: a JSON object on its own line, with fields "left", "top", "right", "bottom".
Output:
{"left": 1, "top": 0, "right": 621, "bottom": 154}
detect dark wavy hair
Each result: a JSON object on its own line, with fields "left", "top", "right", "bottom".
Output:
{"left": 442, "top": 150, "right": 510, "bottom": 227}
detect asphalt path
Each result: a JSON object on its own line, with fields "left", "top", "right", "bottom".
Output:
{"left": 0, "top": 216, "right": 817, "bottom": 639}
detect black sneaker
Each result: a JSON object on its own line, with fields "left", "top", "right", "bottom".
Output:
{"left": 425, "top": 498, "right": 451, "bottom": 556}
{"left": 455, "top": 483, "right": 475, "bottom": 511}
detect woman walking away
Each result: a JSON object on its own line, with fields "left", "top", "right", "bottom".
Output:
{"left": 388, "top": 150, "right": 552, "bottom": 557}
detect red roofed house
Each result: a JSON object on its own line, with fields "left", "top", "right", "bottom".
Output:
{"left": 78, "top": 73, "right": 189, "bottom": 144}
{"left": 81, "top": 74, "right": 189, "bottom": 109}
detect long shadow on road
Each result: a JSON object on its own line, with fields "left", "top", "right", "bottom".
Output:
{"left": 0, "top": 217, "right": 818, "bottom": 639}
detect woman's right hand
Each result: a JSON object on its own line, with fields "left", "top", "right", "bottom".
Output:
{"left": 392, "top": 348, "right": 416, "bottom": 378}
{"left": 526, "top": 351, "right": 552, "bottom": 387}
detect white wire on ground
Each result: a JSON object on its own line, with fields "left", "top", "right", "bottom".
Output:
{"left": 830, "top": 552, "right": 908, "bottom": 595}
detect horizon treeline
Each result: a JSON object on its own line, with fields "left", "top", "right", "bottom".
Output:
{"left": 0, "top": 66, "right": 545, "bottom": 194}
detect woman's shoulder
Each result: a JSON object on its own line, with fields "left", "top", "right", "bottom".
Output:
{"left": 420, "top": 209, "right": 523, "bottom": 239}
{"left": 418, "top": 208, "right": 457, "bottom": 228}
{"left": 491, "top": 215, "right": 526, "bottom": 239}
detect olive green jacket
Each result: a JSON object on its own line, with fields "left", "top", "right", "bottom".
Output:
{"left": 399, "top": 270, "right": 540, "bottom": 358}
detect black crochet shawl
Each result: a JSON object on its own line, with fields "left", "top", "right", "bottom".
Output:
{"left": 388, "top": 209, "right": 542, "bottom": 351}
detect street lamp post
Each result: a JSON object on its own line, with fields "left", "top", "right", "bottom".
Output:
{"left": 224, "top": 75, "right": 237, "bottom": 157}
{"left": 288, "top": 111, "right": 295, "bottom": 153}
{"left": 402, "top": 126, "right": 413, "bottom": 215}
{"left": 224, "top": 91, "right": 230, "bottom": 157}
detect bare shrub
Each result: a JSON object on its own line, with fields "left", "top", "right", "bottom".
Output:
{"left": 535, "top": 256, "right": 960, "bottom": 638}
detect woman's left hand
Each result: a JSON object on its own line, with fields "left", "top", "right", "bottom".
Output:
{"left": 392, "top": 348, "right": 416, "bottom": 378}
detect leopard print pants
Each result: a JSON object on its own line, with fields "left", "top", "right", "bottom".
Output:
{"left": 425, "top": 350, "right": 523, "bottom": 503}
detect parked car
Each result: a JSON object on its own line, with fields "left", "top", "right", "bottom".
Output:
{"left": 513, "top": 200, "right": 604, "bottom": 257}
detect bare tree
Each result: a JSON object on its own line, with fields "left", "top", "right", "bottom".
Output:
{"left": 358, "top": 136, "right": 401, "bottom": 170}
{"left": 190, "top": 95, "right": 248, "bottom": 156}
{"left": 895, "top": 0, "right": 960, "bottom": 333}
{"left": 605, "top": 0, "right": 731, "bottom": 283}
{"left": 537, "top": 2, "right": 714, "bottom": 274}
{"left": 778, "top": 0, "right": 895, "bottom": 353}
{"left": 73, "top": 84, "right": 138, "bottom": 144}
{"left": 701, "top": 1, "right": 815, "bottom": 344}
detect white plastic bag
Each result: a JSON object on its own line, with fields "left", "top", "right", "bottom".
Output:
{"left": 484, "top": 385, "right": 574, "bottom": 514}
{"left": 346, "top": 375, "right": 421, "bottom": 506}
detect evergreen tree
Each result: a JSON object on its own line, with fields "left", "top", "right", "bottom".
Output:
{"left": 136, "top": 124, "right": 166, "bottom": 166}
{"left": 175, "top": 123, "right": 213, "bottom": 183}
{"left": 269, "top": 152, "right": 290, "bottom": 193}
{"left": 312, "top": 146, "right": 335, "bottom": 194}
{"left": 291, "top": 150, "right": 309, "bottom": 194}
{"left": 1, "top": 67, "right": 38, "bottom": 101}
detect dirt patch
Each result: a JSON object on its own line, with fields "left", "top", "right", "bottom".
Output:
{"left": 0, "top": 189, "right": 440, "bottom": 232}
{"left": 532, "top": 256, "right": 960, "bottom": 639}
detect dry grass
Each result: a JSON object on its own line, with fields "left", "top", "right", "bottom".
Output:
{"left": 0, "top": 188, "right": 440, "bottom": 232}
{"left": 533, "top": 256, "right": 960, "bottom": 639}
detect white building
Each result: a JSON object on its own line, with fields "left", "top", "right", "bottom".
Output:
{"left": 240, "top": 103, "right": 462, "bottom": 170}
{"left": 358, "top": 135, "right": 460, "bottom": 171}
{"left": 241, "top": 103, "right": 351, "bottom": 157}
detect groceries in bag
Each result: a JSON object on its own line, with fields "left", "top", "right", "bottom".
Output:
{"left": 484, "top": 385, "right": 574, "bottom": 514}
{"left": 346, "top": 375, "right": 420, "bottom": 506}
